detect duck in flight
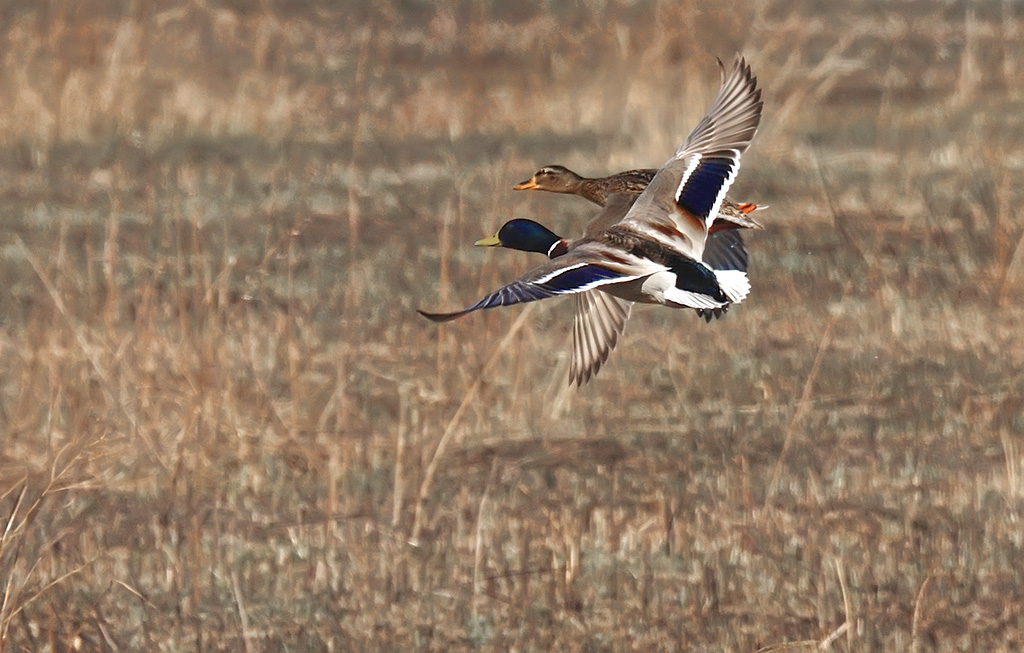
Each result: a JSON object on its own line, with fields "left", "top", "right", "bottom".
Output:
{"left": 472, "top": 203, "right": 749, "bottom": 384}
{"left": 419, "top": 56, "right": 763, "bottom": 385}
{"left": 513, "top": 165, "right": 764, "bottom": 231}
{"left": 473, "top": 206, "right": 749, "bottom": 322}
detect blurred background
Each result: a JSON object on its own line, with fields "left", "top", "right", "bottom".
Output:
{"left": 1, "top": 0, "right": 1022, "bottom": 649}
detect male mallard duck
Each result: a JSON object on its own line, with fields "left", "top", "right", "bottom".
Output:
{"left": 474, "top": 204, "right": 747, "bottom": 324}
{"left": 514, "top": 165, "right": 763, "bottom": 231}
{"left": 473, "top": 209, "right": 747, "bottom": 383}
{"left": 420, "top": 56, "right": 762, "bottom": 385}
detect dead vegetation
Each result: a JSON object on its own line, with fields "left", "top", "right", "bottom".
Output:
{"left": 0, "top": 0, "right": 1022, "bottom": 650}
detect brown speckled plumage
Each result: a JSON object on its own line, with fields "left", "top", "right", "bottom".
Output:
{"left": 514, "top": 165, "right": 762, "bottom": 230}
{"left": 514, "top": 165, "right": 654, "bottom": 206}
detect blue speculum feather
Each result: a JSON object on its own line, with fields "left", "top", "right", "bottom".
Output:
{"left": 418, "top": 264, "right": 623, "bottom": 322}
{"left": 472, "top": 265, "right": 621, "bottom": 311}
{"left": 676, "top": 157, "right": 735, "bottom": 218}
{"left": 541, "top": 264, "right": 621, "bottom": 293}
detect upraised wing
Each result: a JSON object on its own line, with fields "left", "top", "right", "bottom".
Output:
{"left": 617, "top": 55, "right": 762, "bottom": 261}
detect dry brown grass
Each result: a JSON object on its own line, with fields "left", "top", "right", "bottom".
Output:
{"left": 1, "top": 0, "right": 1023, "bottom": 650}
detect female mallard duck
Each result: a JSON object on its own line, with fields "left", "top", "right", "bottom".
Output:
{"left": 420, "top": 56, "right": 762, "bottom": 385}
{"left": 514, "top": 165, "right": 763, "bottom": 231}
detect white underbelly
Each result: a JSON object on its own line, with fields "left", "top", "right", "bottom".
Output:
{"left": 599, "top": 276, "right": 662, "bottom": 305}
{"left": 600, "top": 270, "right": 729, "bottom": 309}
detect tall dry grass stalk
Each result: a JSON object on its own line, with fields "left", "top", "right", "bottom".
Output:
{"left": 412, "top": 305, "right": 536, "bottom": 543}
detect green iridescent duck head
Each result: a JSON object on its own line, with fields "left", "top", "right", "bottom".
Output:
{"left": 475, "top": 219, "right": 568, "bottom": 258}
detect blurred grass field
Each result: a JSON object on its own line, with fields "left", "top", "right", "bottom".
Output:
{"left": 1, "top": 0, "right": 1023, "bottom": 650}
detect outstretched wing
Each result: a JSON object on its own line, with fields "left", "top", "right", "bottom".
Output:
{"left": 570, "top": 291, "right": 633, "bottom": 386}
{"left": 617, "top": 56, "right": 763, "bottom": 261}
{"left": 418, "top": 251, "right": 645, "bottom": 323}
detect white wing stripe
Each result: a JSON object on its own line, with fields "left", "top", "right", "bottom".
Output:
{"left": 674, "top": 154, "right": 702, "bottom": 200}
{"left": 533, "top": 262, "right": 588, "bottom": 285}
